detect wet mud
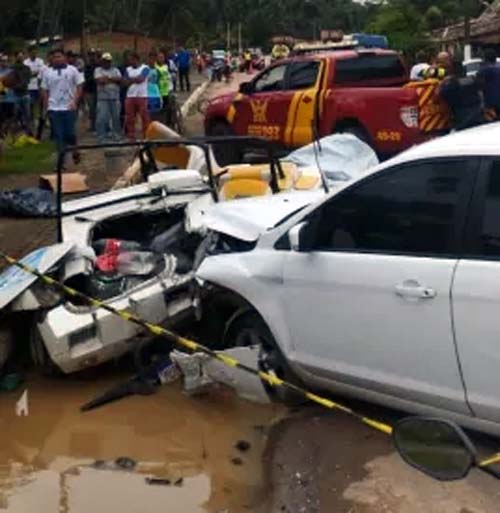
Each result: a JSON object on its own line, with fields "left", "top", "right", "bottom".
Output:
{"left": 0, "top": 372, "right": 284, "bottom": 513}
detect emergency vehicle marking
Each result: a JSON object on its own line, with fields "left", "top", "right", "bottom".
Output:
{"left": 250, "top": 99, "right": 269, "bottom": 123}
{"left": 226, "top": 93, "right": 243, "bottom": 123}
{"left": 376, "top": 130, "right": 402, "bottom": 142}
{"left": 405, "top": 79, "right": 449, "bottom": 132}
{"left": 247, "top": 124, "right": 281, "bottom": 140}
{"left": 284, "top": 92, "right": 302, "bottom": 144}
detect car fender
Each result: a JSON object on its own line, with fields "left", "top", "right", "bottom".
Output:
{"left": 197, "top": 252, "right": 295, "bottom": 358}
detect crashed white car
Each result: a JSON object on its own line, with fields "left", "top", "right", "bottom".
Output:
{"left": 196, "top": 123, "right": 500, "bottom": 437}
{"left": 0, "top": 134, "right": 376, "bottom": 374}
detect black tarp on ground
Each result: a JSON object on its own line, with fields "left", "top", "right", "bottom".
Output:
{"left": 0, "top": 188, "right": 56, "bottom": 217}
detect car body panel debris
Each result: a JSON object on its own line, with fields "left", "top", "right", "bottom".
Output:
{"left": 171, "top": 346, "right": 270, "bottom": 404}
{"left": 0, "top": 242, "right": 74, "bottom": 310}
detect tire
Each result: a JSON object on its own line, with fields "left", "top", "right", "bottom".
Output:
{"left": 207, "top": 121, "right": 242, "bottom": 166}
{"left": 223, "top": 310, "right": 305, "bottom": 405}
{"left": 30, "top": 317, "right": 62, "bottom": 377}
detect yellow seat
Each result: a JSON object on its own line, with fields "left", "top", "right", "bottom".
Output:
{"left": 219, "top": 179, "right": 271, "bottom": 201}
{"left": 277, "top": 162, "right": 297, "bottom": 191}
{"left": 294, "top": 174, "right": 320, "bottom": 190}
{"left": 220, "top": 164, "right": 269, "bottom": 181}
{"left": 146, "top": 122, "right": 190, "bottom": 168}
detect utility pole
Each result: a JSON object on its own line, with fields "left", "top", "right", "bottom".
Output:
{"left": 463, "top": 0, "right": 472, "bottom": 60}
{"left": 226, "top": 22, "right": 231, "bottom": 51}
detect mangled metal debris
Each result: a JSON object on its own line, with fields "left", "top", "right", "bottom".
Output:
{"left": 171, "top": 346, "right": 270, "bottom": 404}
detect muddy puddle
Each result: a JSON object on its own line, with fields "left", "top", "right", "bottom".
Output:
{"left": 0, "top": 372, "right": 284, "bottom": 513}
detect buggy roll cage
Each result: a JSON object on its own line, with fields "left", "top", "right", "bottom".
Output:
{"left": 55, "top": 136, "right": 286, "bottom": 242}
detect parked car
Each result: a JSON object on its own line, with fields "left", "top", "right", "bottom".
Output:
{"left": 463, "top": 57, "right": 500, "bottom": 76}
{"left": 196, "top": 122, "right": 500, "bottom": 437}
{"left": 205, "top": 49, "right": 450, "bottom": 164}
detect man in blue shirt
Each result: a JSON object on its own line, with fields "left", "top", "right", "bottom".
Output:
{"left": 175, "top": 47, "right": 191, "bottom": 92}
{"left": 477, "top": 49, "right": 500, "bottom": 117}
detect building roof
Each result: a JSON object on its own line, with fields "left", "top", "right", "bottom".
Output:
{"left": 432, "top": 5, "right": 500, "bottom": 44}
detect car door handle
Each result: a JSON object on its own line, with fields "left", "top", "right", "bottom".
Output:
{"left": 395, "top": 280, "right": 436, "bottom": 299}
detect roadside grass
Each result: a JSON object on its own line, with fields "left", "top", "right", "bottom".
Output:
{"left": 0, "top": 141, "right": 55, "bottom": 175}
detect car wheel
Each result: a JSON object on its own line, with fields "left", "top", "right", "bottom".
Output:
{"left": 30, "top": 315, "right": 62, "bottom": 377}
{"left": 208, "top": 121, "right": 242, "bottom": 166}
{"left": 223, "top": 310, "right": 305, "bottom": 405}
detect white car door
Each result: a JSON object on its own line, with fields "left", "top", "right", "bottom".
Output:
{"left": 282, "top": 158, "right": 478, "bottom": 414}
{"left": 452, "top": 158, "right": 500, "bottom": 422}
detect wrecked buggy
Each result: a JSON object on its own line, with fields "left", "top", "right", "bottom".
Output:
{"left": 0, "top": 136, "right": 324, "bottom": 374}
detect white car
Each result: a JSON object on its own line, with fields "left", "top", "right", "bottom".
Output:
{"left": 197, "top": 122, "right": 500, "bottom": 437}
{"left": 463, "top": 57, "right": 500, "bottom": 76}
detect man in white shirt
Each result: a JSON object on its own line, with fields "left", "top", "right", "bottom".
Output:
{"left": 23, "top": 46, "right": 44, "bottom": 117}
{"left": 410, "top": 50, "right": 430, "bottom": 82}
{"left": 124, "top": 52, "right": 149, "bottom": 140}
{"left": 41, "top": 48, "right": 84, "bottom": 162}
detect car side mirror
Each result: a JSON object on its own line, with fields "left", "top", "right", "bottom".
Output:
{"left": 393, "top": 417, "right": 476, "bottom": 481}
{"left": 239, "top": 81, "right": 253, "bottom": 95}
{"left": 288, "top": 222, "right": 312, "bottom": 252}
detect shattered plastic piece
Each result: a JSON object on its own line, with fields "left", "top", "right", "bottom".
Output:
{"left": 0, "top": 373, "right": 23, "bottom": 392}
{"left": 171, "top": 346, "right": 270, "bottom": 403}
{"left": 235, "top": 440, "right": 251, "bottom": 452}
{"left": 203, "top": 346, "right": 270, "bottom": 404}
{"left": 156, "top": 362, "right": 182, "bottom": 385}
{"left": 170, "top": 350, "right": 213, "bottom": 395}
{"left": 115, "top": 457, "right": 137, "bottom": 470}
{"left": 145, "top": 477, "right": 171, "bottom": 486}
{"left": 15, "top": 389, "right": 28, "bottom": 416}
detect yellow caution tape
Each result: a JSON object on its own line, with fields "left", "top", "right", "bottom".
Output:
{"left": 479, "top": 453, "right": 500, "bottom": 468}
{"left": 0, "top": 251, "right": 417, "bottom": 438}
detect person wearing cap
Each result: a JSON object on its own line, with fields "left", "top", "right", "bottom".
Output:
{"left": 94, "top": 52, "right": 122, "bottom": 142}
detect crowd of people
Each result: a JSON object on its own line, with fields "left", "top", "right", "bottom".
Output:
{"left": 0, "top": 45, "right": 193, "bottom": 161}
{"left": 410, "top": 48, "right": 500, "bottom": 131}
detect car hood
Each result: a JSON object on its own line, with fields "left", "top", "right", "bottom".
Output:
{"left": 203, "top": 190, "right": 324, "bottom": 242}
{"left": 207, "top": 92, "right": 236, "bottom": 108}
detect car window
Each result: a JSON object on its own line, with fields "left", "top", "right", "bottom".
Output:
{"left": 253, "top": 65, "right": 286, "bottom": 93}
{"left": 287, "top": 61, "right": 320, "bottom": 90}
{"left": 312, "top": 159, "right": 474, "bottom": 256}
{"left": 334, "top": 54, "right": 406, "bottom": 84}
{"left": 476, "top": 160, "right": 500, "bottom": 257}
